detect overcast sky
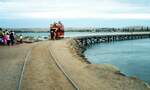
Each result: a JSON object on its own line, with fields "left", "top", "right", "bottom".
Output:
{"left": 0, "top": 0, "right": 150, "bottom": 27}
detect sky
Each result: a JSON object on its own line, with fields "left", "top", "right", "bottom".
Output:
{"left": 0, "top": 0, "right": 150, "bottom": 28}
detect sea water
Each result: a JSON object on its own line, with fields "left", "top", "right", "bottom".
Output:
{"left": 16, "top": 32, "right": 130, "bottom": 38}
{"left": 84, "top": 38, "right": 150, "bottom": 84}
{"left": 16, "top": 32, "right": 94, "bottom": 38}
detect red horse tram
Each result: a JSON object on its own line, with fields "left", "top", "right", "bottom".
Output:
{"left": 50, "top": 21, "right": 64, "bottom": 40}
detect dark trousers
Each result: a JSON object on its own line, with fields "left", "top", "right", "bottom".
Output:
{"left": 51, "top": 32, "right": 54, "bottom": 39}
{"left": 51, "top": 29, "right": 54, "bottom": 39}
{"left": 10, "top": 39, "right": 14, "bottom": 45}
{"left": 7, "top": 40, "right": 10, "bottom": 46}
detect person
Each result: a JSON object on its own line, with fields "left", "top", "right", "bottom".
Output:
{"left": 0, "top": 28, "right": 3, "bottom": 37}
{"left": 0, "top": 28, "right": 3, "bottom": 44}
{"left": 3, "top": 32, "right": 7, "bottom": 45}
{"left": 0, "top": 37, "right": 2, "bottom": 44}
{"left": 52, "top": 22, "right": 58, "bottom": 39}
{"left": 10, "top": 31, "right": 15, "bottom": 45}
{"left": 19, "top": 34, "right": 23, "bottom": 43}
{"left": 50, "top": 24, "right": 54, "bottom": 40}
{"left": 58, "top": 21, "right": 64, "bottom": 31}
{"left": 57, "top": 21, "right": 64, "bottom": 39}
{"left": 6, "top": 32, "right": 10, "bottom": 45}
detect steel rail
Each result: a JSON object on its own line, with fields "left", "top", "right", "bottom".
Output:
{"left": 48, "top": 46, "right": 80, "bottom": 90}
{"left": 17, "top": 49, "right": 32, "bottom": 90}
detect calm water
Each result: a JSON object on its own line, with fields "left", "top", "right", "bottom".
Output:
{"left": 16, "top": 32, "right": 130, "bottom": 38}
{"left": 16, "top": 32, "right": 95, "bottom": 38}
{"left": 84, "top": 39, "right": 150, "bottom": 84}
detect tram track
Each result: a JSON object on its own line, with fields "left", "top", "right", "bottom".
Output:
{"left": 17, "top": 48, "right": 32, "bottom": 90}
{"left": 16, "top": 42, "right": 79, "bottom": 90}
{"left": 16, "top": 43, "right": 38, "bottom": 90}
{"left": 48, "top": 45, "right": 80, "bottom": 90}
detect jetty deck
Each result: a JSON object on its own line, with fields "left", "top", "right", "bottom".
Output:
{"left": 74, "top": 32, "right": 150, "bottom": 47}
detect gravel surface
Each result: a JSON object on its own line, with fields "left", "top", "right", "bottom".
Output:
{"left": 21, "top": 41, "right": 74, "bottom": 90}
{"left": 0, "top": 44, "right": 32, "bottom": 90}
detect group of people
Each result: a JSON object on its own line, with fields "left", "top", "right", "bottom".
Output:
{"left": 50, "top": 21, "right": 64, "bottom": 40}
{"left": 0, "top": 28, "right": 15, "bottom": 46}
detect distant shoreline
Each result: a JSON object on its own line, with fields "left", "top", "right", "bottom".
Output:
{"left": 1, "top": 26, "right": 150, "bottom": 33}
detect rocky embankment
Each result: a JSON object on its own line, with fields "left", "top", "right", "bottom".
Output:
{"left": 67, "top": 37, "right": 150, "bottom": 90}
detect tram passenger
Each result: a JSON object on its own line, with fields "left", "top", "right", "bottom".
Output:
{"left": 53, "top": 22, "right": 58, "bottom": 39}
{"left": 56, "top": 21, "right": 64, "bottom": 39}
